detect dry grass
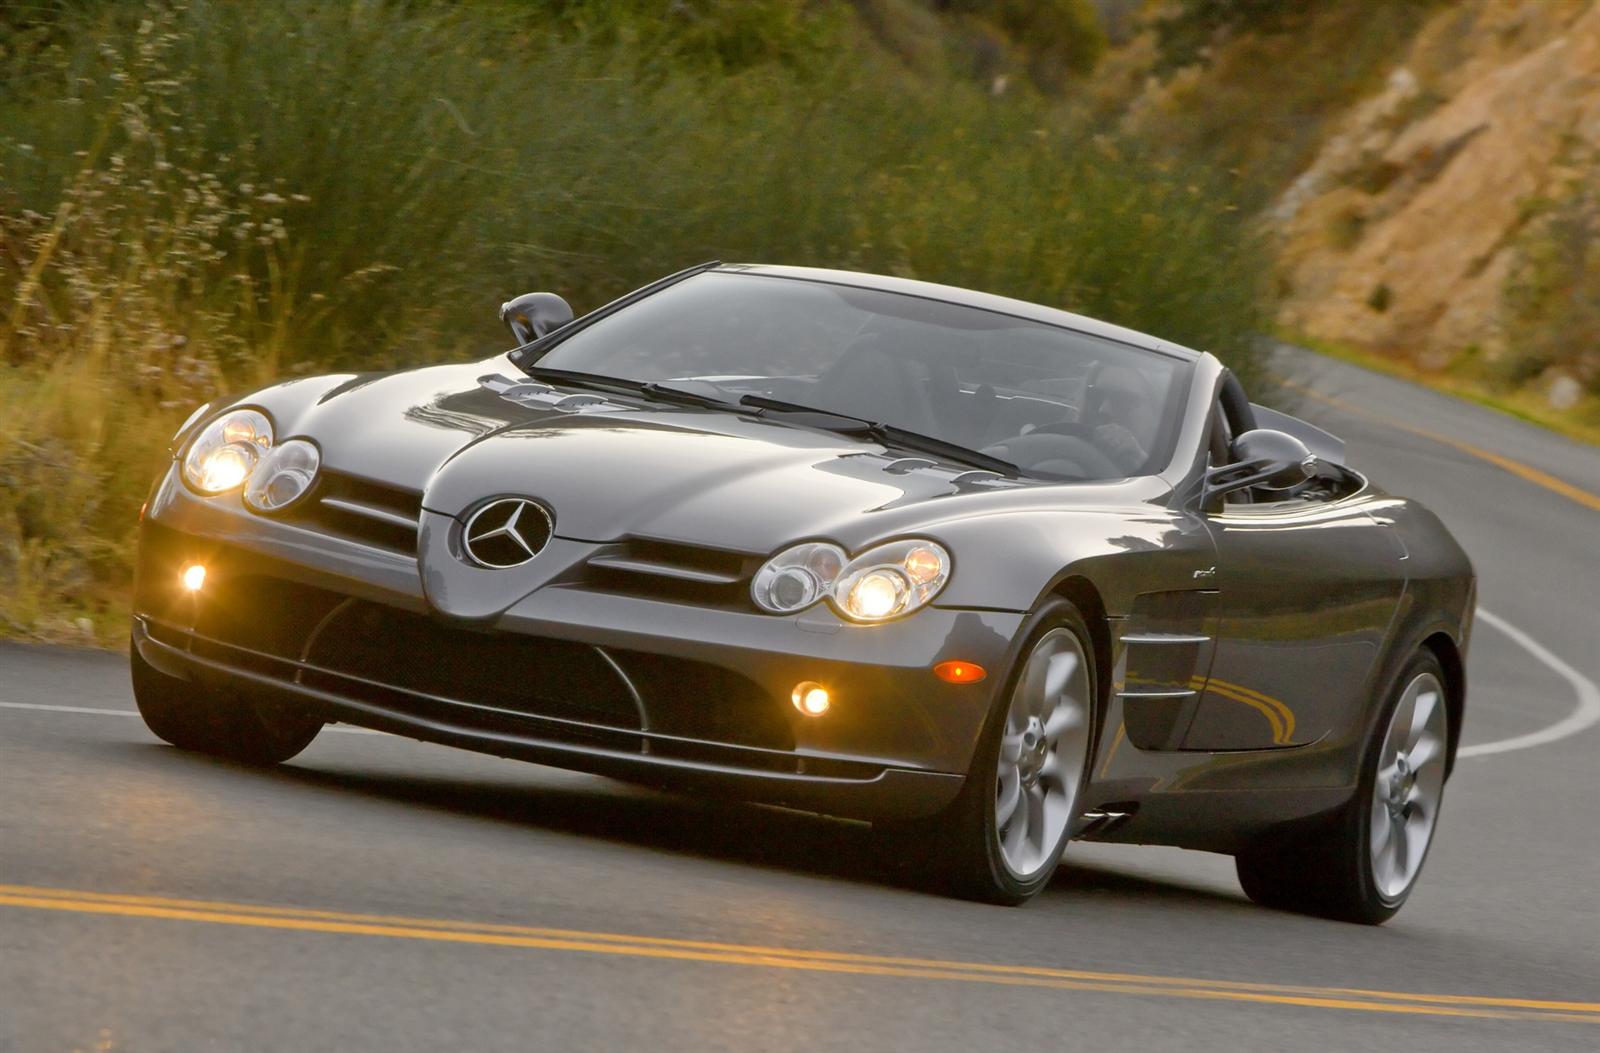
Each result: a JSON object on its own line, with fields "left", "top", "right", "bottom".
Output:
{"left": 0, "top": 0, "right": 1270, "bottom": 642}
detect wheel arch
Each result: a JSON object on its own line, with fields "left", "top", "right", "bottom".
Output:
{"left": 1420, "top": 630, "right": 1465, "bottom": 777}
{"left": 1048, "top": 574, "right": 1112, "bottom": 738}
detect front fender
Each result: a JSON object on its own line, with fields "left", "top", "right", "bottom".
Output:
{"left": 931, "top": 504, "right": 1216, "bottom": 617}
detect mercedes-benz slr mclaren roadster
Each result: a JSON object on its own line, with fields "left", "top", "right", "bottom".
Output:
{"left": 133, "top": 262, "right": 1474, "bottom": 917}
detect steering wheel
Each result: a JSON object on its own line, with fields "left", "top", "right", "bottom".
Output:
{"left": 1026, "top": 420, "right": 1096, "bottom": 441}
{"left": 982, "top": 430, "right": 1123, "bottom": 481}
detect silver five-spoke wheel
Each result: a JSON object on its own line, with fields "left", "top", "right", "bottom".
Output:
{"left": 1369, "top": 670, "right": 1447, "bottom": 902}
{"left": 994, "top": 627, "right": 1091, "bottom": 880}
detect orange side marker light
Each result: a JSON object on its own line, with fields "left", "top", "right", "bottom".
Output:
{"left": 934, "top": 661, "right": 987, "bottom": 684}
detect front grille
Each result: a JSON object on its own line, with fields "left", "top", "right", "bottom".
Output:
{"left": 288, "top": 472, "right": 421, "bottom": 555}
{"left": 582, "top": 538, "right": 758, "bottom": 609}
{"left": 166, "top": 574, "right": 795, "bottom": 754}
{"left": 308, "top": 600, "right": 643, "bottom": 730}
{"left": 192, "top": 575, "right": 350, "bottom": 661}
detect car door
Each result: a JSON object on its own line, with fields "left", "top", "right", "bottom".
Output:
{"left": 1180, "top": 397, "right": 1408, "bottom": 751}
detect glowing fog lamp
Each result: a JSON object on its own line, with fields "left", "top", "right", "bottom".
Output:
{"left": 791, "top": 682, "right": 831, "bottom": 716}
{"left": 180, "top": 563, "right": 207, "bottom": 593}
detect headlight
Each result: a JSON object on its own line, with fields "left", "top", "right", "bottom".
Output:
{"left": 751, "top": 538, "right": 951, "bottom": 622}
{"left": 751, "top": 541, "right": 847, "bottom": 613}
{"left": 834, "top": 539, "right": 950, "bottom": 622}
{"left": 182, "top": 409, "right": 273, "bottom": 494}
{"left": 244, "top": 439, "right": 321, "bottom": 513}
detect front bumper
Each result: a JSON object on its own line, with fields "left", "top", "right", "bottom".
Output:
{"left": 134, "top": 472, "right": 1025, "bottom": 820}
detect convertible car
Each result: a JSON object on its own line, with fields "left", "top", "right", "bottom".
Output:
{"left": 132, "top": 262, "right": 1474, "bottom": 918}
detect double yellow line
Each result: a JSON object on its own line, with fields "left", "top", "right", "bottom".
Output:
{"left": 1278, "top": 376, "right": 1600, "bottom": 514}
{"left": 3, "top": 883, "right": 1597, "bottom": 1024}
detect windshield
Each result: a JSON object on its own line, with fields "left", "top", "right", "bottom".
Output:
{"left": 532, "top": 272, "right": 1192, "bottom": 481}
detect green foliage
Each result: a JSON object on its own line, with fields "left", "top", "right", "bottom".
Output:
{"left": 500, "top": 0, "right": 847, "bottom": 75}
{"left": 1132, "top": 0, "right": 1439, "bottom": 210}
{"left": 1150, "top": 0, "right": 1438, "bottom": 77}
{"left": 1501, "top": 170, "right": 1600, "bottom": 395}
{"left": 1150, "top": 0, "right": 1301, "bottom": 75}
{"left": 0, "top": 0, "right": 1267, "bottom": 640}
{"left": 946, "top": 0, "right": 1107, "bottom": 82}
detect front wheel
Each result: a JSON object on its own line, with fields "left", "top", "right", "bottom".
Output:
{"left": 131, "top": 643, "right": 324, "bottom": 765}
{"left": 1236, "top": 650, "right": 1450, "bottom": 924}
{"left": 903, "top": 601, "right": 1097, "bottom": 905}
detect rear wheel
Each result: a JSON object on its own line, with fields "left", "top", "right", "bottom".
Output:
{"left": 131, "top": 643, "right": 323, "bottom": 765}
{"left": 903, "top": 601, "right": 1096, "bottom": 905}
{"left": 1235, "top": 650, "right": 1450, "bottom": 924}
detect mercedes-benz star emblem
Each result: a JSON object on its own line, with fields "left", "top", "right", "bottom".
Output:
{"left": 461, "top": 498, "right": 552, "bottom": 569}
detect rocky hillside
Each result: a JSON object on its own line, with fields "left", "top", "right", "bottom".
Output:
{"left": 1087, "top": 0, "right": 1599, "bottom": 425}
{"left": 1271, "top": 0, "right": 1599, "bottom": 408}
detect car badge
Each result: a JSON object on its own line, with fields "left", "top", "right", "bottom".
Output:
{"left": 461, "top": 498, "right": 552, "bottom": 568}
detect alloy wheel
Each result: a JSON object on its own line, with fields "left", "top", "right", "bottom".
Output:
{"left": 1369, "top": 671, "right": 1448, "bottom": 902}
{"left": 993, "top": 628, "right": 1091, "bottom": 879}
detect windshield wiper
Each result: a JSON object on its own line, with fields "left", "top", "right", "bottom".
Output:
{"left": 638, "top": 381, "right": 742, "bottom": 410}
{"left": 521, "top": 367, "right": 739, "bottom": 411}
{"left": 739, "top": 395, "right": 1019, "bottom": 477}
{"left": 520, "top": 366, "right": 649, "bottom": 398}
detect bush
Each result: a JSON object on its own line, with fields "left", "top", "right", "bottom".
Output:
{"left": 1500, "top": 172, "right": 1600, "bottom": 396}
{"left": 0, "top": 0, "right": 1268, "bottom": 640}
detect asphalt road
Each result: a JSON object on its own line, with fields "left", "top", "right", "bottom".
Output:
{"left": 3, "top": 348, "right": 1599, "bottom": 1052}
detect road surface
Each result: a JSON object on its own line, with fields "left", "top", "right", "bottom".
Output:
{"left": 3, "top": 347, "right": 1598, "bottom": 1051}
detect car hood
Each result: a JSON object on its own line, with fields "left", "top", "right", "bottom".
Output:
{"left": 261, "top": 358, "right": 1041, "bottom": 552}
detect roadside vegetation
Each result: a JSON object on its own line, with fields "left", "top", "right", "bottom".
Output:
{"left": 0, "top": 0, "right": 1268, "bottom": 642}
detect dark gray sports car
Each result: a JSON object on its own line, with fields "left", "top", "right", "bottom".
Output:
{"left": 132, "top": 262, "right": 1474, "bottom": 917}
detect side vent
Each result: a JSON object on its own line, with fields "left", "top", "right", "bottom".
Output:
{"left": 583, "top": 539, "right": 757, "bottom": 607}
{"left": 290, "top": 473, "right": 422, "bottom": 555}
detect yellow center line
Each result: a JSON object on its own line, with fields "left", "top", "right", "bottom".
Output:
{"left": 1277, "top": 377, "right": 1600, "bottom": 514}
{"left": 3, "top": 885, "right": 1596, "bottom": 1023}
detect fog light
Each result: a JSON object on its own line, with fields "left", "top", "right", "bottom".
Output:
{"left": 180, "top": 563, "right": 207, "bottom": 592}
{"left": 791, "top": 681, "right": 830, "bottom": 716}
{"left": 935, "top": 660, "right": 987, "bottom": 684}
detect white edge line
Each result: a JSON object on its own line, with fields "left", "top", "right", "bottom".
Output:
{"left": 1459, "top": 607, "right": 1600, "bottom": 758}
{"left": 0, "top": 701, "right": 382, "bottom": 735}
{"left": 3, "top": 607, "right": 1596, "bottom": 757}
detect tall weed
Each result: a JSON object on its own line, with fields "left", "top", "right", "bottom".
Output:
{"left": 0, "top": 0, "right": 1268, "bottom": 640}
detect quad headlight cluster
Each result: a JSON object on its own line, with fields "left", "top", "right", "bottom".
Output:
{"left": 752, "top": 538, "right": 951, "bottom": 623}
{"left": 180, "top": 409, "right": 320, "bottom": 513}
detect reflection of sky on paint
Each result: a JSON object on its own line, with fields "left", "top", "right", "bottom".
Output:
{"left": 402, "top": 399, "right": 503, "bottom": 437}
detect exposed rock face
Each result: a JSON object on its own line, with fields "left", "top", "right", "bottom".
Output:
{"left": 1274, "top": 0, "right": 1600, "bottom": 367}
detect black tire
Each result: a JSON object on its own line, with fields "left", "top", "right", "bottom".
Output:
{"left": 131, "top": 643, "right": 324, "bottom": 765}
{"left": 1235, "top": 649, "right": 1450, "bottom": 924}
{"left": 893, "top": 599, "right": 1097, "bottom": 906}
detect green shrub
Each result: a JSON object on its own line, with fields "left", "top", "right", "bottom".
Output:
{"left": 1501, "top": 171, "right": 1600, "bottom": 394}
{"left": 0, "top": 0, "right": 1268, "bottom": 640}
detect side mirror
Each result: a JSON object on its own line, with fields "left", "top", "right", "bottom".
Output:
{"left": 500, "top": 292, "right": 574, "bottom": 345}
{"left": 1204, "top": 428, "right": 1317, "bottom": 503}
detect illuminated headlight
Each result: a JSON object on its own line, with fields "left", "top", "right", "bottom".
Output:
{"left": 182, "top": 409, "right": 273, "bottom": 495}
{"left": 244, "top": 439, "right": 321, "bottom": 513}
{"left": 834, "top": 540, "right": 950, "bottom": 622}
{"left": 752, "top": 539, "right": 950, "bottom": 623}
